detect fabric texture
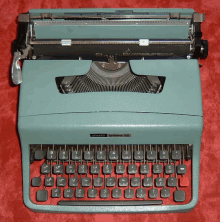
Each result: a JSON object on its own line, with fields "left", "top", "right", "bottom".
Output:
{"left": 0, "top": 0, "right": 219, "bottom": 221}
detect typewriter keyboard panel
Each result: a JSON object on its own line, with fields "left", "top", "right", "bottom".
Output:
{"left": 30, "top": 144, "right": 192, "bottom": 206}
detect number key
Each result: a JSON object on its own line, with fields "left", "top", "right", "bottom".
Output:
{"left": 172, "top": 150, "right": 181, "bottom": 160}
{"left": 147, "top": 150, "right": 156, "bottom": 160}
{"left": 159, "top": 150, "right": 169, "bottom": 160}
{"left": 122, "top": 150, "right": 131, "bottom": 160}
{"left": 96, "top": 151, "right": 106, "bottom": 160}
{"left": 84, "top": 151, "right": 94, "bottom": 160}
{"left": 59, "top": 150, "right": 68, "bottom": 160}
{"left": 71, "top": 151, "right": 81, "bottom": 160}
{"left": 134, "top": 150, "right": 144, "bottom": 160}
{"left": 47, "top": 150, "right": 56, "bottom": 160}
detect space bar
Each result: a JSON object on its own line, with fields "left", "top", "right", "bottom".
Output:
{"left": 58, "top": 200, "right": 163, "bottom": 206}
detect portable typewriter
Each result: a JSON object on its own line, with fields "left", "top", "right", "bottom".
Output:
{"left": 11, "top": 8, "right": 208, "bottom": 213}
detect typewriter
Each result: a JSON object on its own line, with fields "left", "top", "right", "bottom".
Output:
{"left": 11, "top": 8, "right": 208, "bottom": 213}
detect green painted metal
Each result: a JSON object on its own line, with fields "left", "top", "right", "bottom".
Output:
{"left": 19, "top": 59, "right": 203, "bottom": 117}
{"left": 33, "top": 21, "right": 190, "bottom": 40}
{"left": 30, "top": 9, "right": 193, "bottom": 39}
{"left": 29, "top": 8, "right": 194, "bottom": 14}
{"left": 18, "top": 112, "right": 202, "bottom": 212}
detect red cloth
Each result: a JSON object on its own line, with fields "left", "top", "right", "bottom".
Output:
{"left": 0, "top": 0, "right": 219, "bottom": 221}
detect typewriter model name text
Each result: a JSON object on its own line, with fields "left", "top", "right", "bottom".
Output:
{"left": 90, "top": 134, "right": 132, "bottom": 137}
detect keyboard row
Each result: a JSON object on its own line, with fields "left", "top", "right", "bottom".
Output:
{"left": 34, "top": 149, "right": 185, "bottom": 161}
{"left": 32, "top": 176, "right": 189, "bottom": 188}
{"left": 36, "top": 187, "right": 186, "bottom": 202}
{"left": 40, "top": 163, "right": 187, "bottom": 175}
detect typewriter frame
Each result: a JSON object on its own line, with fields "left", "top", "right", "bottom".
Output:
{"left": 13, "top": 8, "right": 206, "bottom": 213}
{"left": 18, "top": 59, "right": 203, "bottom": 213}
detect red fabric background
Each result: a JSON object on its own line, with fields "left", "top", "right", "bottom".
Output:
{"left": 0, "top": 0, "right": 219, "bottom": 221}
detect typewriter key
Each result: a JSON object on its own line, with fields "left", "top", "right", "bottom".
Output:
{"left": 174, "top": 190, "right": 185, "bottom": 202}
{"left": 112, "top": 188, "right": 121, "bottom": 198}
{"left": 51, "top": 188, "right": 61, "bottom": 198}
{"left": 90, "top": 164, "right": 100, "bottom": 174}
{"left": 155, "top": 177, "right": 165, "bottom": 187}
{"left": 149, "top": 189, "right": 158, "bottom": 199}
{"left": 34, "top": 150, "right": 45, "bottom": 160}
{"left": 122, "top": 150, "right": 131, "bottom": 160}
{"left": 32, "top": 177, "right": 41, "bottom": 187}
{"left": 134, "top": 150, "right": 144, "bottom": 160}
{"left": 119, "top": 177, "right": 129, "bottom": 187}
{"left": 128, "top": 164, "right": 137, "bottom": 174}
{"left": 116, "top": 164, "right": 125, "bottom": 174}
{"left": 143, "top": 177, "right": 153, "bottom": 187}
{"left": 69, "top": 177, "right": 79, "bottom": 187}
{"left": 161, "top": 188, "right": 170, "bottom": 198}
{"left": 93, "top": 177, "right": 103, "bottom": 187}
{"left": 100, "top": 189, "right": 109, "bottom": 198}
{"left": 81, "top": 177, "right": 91, "bottom": 187}
{"left": 75, "top": 188, "right": 85, "bottom": 198}
{"left": 44, "top": 177, "right": 54, "bottom": 187}
{"left": 140, "top": 164, "right": 149, "bottom": 174}
{"left": 66, "top": 164, "right": 75, "bottom": 174}
{"left": 125, "top": 189, "right": 134, "bottom": 198}
{"left": 64, "top": 188, "right": 74, "bottom": 198}
{"left": 36, "top": 190, "right": 48, "bottom": 202}
{"left": 88, "top": 188, "right": 97, "bottom": 198}
{"left": 106, "top": 177, "right": 115, "bottom": 187}
{"left": 167, "top": 177, "right": 177, "bottom": 187}
{"left": 131, "top": 177, "right": 141, "bottom": 187}
{"left": 136, "top": 188, "right": 146, "bottom": 198}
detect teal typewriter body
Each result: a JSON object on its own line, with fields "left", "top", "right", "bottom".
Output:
{"left": 12, "top": 8, "right": 208, "bottom": 213}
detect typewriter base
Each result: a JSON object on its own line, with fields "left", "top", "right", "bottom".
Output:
{"left": 19, "top": 112, "right": 202, "bottom": 213}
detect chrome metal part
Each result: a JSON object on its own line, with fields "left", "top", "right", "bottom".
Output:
{"left": 11, "top": 45, "right": 32, "bottom": 85}
{"left": 193, "top": 13, "right": 205, "bottom": 22}
{"left": 18, "top": 13, "right": 30, "bottom": 22}
{"left": 29, "top": 40, "right": 191, "bottom": 45}
{"left": 33, "top": 20, "right": 190, "bottom": 27}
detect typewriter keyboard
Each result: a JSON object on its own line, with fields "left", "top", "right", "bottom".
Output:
{"left": 30, "top": 144, "right": 192, "bottom": 206}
